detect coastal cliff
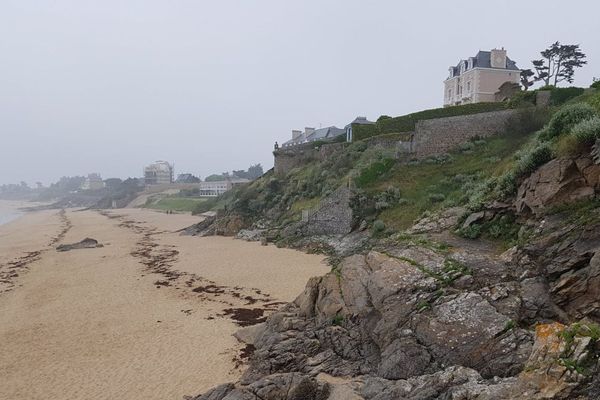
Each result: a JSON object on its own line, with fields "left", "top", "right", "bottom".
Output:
{"left": 191, "top": 93, "right": 600, "bottom": 399}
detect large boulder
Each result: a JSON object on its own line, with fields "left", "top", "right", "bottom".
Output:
{"left": 515, "top": 157, "right": 600, "bottom": 214}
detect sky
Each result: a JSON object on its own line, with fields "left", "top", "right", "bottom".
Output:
{"left": 0, "top": 0, "right": 598, "bottom": 185}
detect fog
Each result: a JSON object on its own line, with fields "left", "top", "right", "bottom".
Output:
{"left": 0, "top": 0, "right": 598, "bottom": 185}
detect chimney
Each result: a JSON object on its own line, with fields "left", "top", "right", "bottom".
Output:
{"left": 304, "top": 127, "right": 315, "bottom": 135}
{"left": 292, "top": 130, "right": 302, "bottom": 139}
{"left": 490, "top": 48, "right": 507, "bottom": 69}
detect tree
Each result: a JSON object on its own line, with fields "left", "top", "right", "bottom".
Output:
{"left": 104, "top": 178, "right": 123, "bottom": 189}
{"left": 246, "top": 164, "right": 264, "bottom": 179}
{"left": 532, "top": 42, "right": 587, "bottom": 86}
{"left": 205, "top": 174, "right": 227, "bottom": 182}
{"left": 520, "top": 69, "right": 535, "bottom": 91}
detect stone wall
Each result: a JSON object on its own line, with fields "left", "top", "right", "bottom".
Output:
{"left": 413, "top": 109, "right": 517, "bottom": 158}
{"left": 273, "top": 142, "right": 346, "bottom": 175}
{"left": 275, "top": 109, "right": 520, "bottom": 173}
{"left": 304, "top": 187, "right": 353, "bottom": 235}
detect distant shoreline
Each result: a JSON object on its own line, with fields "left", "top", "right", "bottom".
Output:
{"left": 0, "top": 200, "right": 27, "bottom": 226}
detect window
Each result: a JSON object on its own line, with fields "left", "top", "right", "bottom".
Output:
{"left": 467, "top": 82, "right": 471, "bottom": 92}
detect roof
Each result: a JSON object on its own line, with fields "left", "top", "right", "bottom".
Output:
{"left": 305, "top": 126, "right": 345, "bottom": 141}
{"left": 282, "top": 126, "right": 345, "bottom": 146}
{"left": 345, "top": 116, "right": 375, "bottom": 130}
{"left": 282, "top": 134, "right": 306, "bottom": 147}
{"left": 450, "top": 50, "right": 520, "bottom": 76}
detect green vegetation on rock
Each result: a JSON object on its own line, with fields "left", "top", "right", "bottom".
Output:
{"left": 145, "top": 196, "right": 207, "bottom": 212}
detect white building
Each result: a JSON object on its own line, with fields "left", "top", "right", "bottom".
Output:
{"left": 81, "top": 173, "right": 104, "bottom": 190}
{"left": 444, "top": 48, "right": 521, "bottom": 106}
{"left": 144, "top": 161, "right": 173, "bottom": 185}
{"left": 197, "top": 178, "right": 250, "bottom": 197}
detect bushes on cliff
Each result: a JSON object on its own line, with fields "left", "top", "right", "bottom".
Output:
{"left": 514, "top": 143, "right": 555, "bottom": 178}
{"left": 550, "top": 87, "right": 586, "bottom": 105}
{"left": 539, "top": 103, "right": 597, "bottom": 141}
{"left": 571, "top": 116, "right": 600, "bottom": 145}
{"left": 355, "top": 158, "right": 396, "bottom": 187}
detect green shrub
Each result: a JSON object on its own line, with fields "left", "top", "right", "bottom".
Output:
{"left": 428, "top": 193, "right": 446, "bottom": 203}
{"left": 538, "top": 85, "right": 555, "bottom": 91}
{"left": 458, "top": 142, "right": 475, "bottom": 152}
{"left": 332, "top": 313, "right": 345, "bottom": 326}
{"left": 459, "top": 224, "right": 482, "bottom": 239}
{"left": 353, "top": 124, "right": 379, "bottom": 141}
{"left": 495, "top": 171, "right": 517, "bottom": 199}
{"left": 571, "top": 116, "right": 600, "bottom": 145}
{"left": 514, "top": 143, "right": 554, "bottom": 179}
{"left": 540, "top": 103, "right": 597, "bottom": 141}
{"left": 373, "top": 219, "right": 386, "bottom": 233}
{"left": 550, "top": 87, "right": 585, "bottom": 105}
{"left": 355, "top": 158, "right": 395, "bottom": 187}
{"left": 591, "top": 80, "right": 600, "bottom": 90}
{"left": 507, "top": 90, "right": 537, "bottom": 107}
{"left": 556, "top": 134, "right": 586, "bottom": 157}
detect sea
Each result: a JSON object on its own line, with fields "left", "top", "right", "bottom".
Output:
{"left": 0, "top": 202, "right": 23, "bottom": 226}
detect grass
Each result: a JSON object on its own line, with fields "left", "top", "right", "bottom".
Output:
{"left": 370, "top": 131, "right": 535, "bottom": 230}
{"left": 557, "top": 322, "right": 600, "bottom": 375}
{"left": 290, "top": 197, "right": 321, "bottom": 213}
{"left": 546, "top": 198, "right": 600, "bottom": 226}
{"left": 145, "top": 196, "right": 207, "bottom": 212}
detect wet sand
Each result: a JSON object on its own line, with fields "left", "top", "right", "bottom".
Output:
{"left": 0, "top": 208, "right": 328, "bottom": 400}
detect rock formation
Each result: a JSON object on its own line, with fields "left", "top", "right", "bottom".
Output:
{"left": 191, "top": 153, "right": 600, "bottom": 399}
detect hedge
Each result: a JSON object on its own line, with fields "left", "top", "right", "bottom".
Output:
{"left": 353, "top": 102, "right": 509, "bottom": 141}
{"left": 550, "top": 87, "right": 585, "bottom": 105}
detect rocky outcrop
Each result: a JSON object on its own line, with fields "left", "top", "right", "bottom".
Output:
{"left": 408, "top": 206, "right": 465, "bottom": 234}
{"left": 192, "top": 200, "right": 600, "bottom": 398}
{"left": 191, "top": 152, "right": 600, "bottom": 399}
{"left": 236, "top": 229, "right": 265, "bottom": 242}
{"left": 516, "top": 157, "right": 600, "bottom": 214}
{"left": 182, "top": 214, "right": 248, "bottom": 237}
{"left": 56, "top": 238, "right": 103, "bottom": 252}
{"left": 181, "top": 216, "right": 216, "bottom": 236}
{"left": 512, "top": 213, "right": 600, "bottom": 322}
{"left": 240, "top": 249, "right": 533, "bottom": 383}
{"left": 193, "top": 321, "right": 599, "bottom": 399}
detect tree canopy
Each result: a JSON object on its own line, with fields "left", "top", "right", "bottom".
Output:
{"left": 532, "top": 42, "right": 587, "bottom": 86}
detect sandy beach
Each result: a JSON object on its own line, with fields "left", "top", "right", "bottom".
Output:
{"left": 0, "top": 207, "right": 328, "bottom": 400}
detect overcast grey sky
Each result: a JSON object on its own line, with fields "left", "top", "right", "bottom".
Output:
{"left": 0, "top": 0, "right": 598, "bottom": 185}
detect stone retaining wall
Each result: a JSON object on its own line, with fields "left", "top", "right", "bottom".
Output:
{"left": 274, "top": 109, "right": 521, "bottom": 173}
{"left": 304, "top": 187, "right": 353, "bottom": 235}
{"left": 413, "top": 109, "right": 517, "bottom": 158}
{"left": 274, "top": 142, "right": 346, "bottom": 175}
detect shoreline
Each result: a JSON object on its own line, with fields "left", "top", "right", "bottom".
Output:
{"left": 0, "top": 200, "right": 27, "bottom": 226}
{"left": 0, "top": 207, "right": 328, "bottom": 400}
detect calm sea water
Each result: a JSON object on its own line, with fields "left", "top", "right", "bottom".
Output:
{"left": 0, "top": 207, "right": 22, "bottom": 226}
